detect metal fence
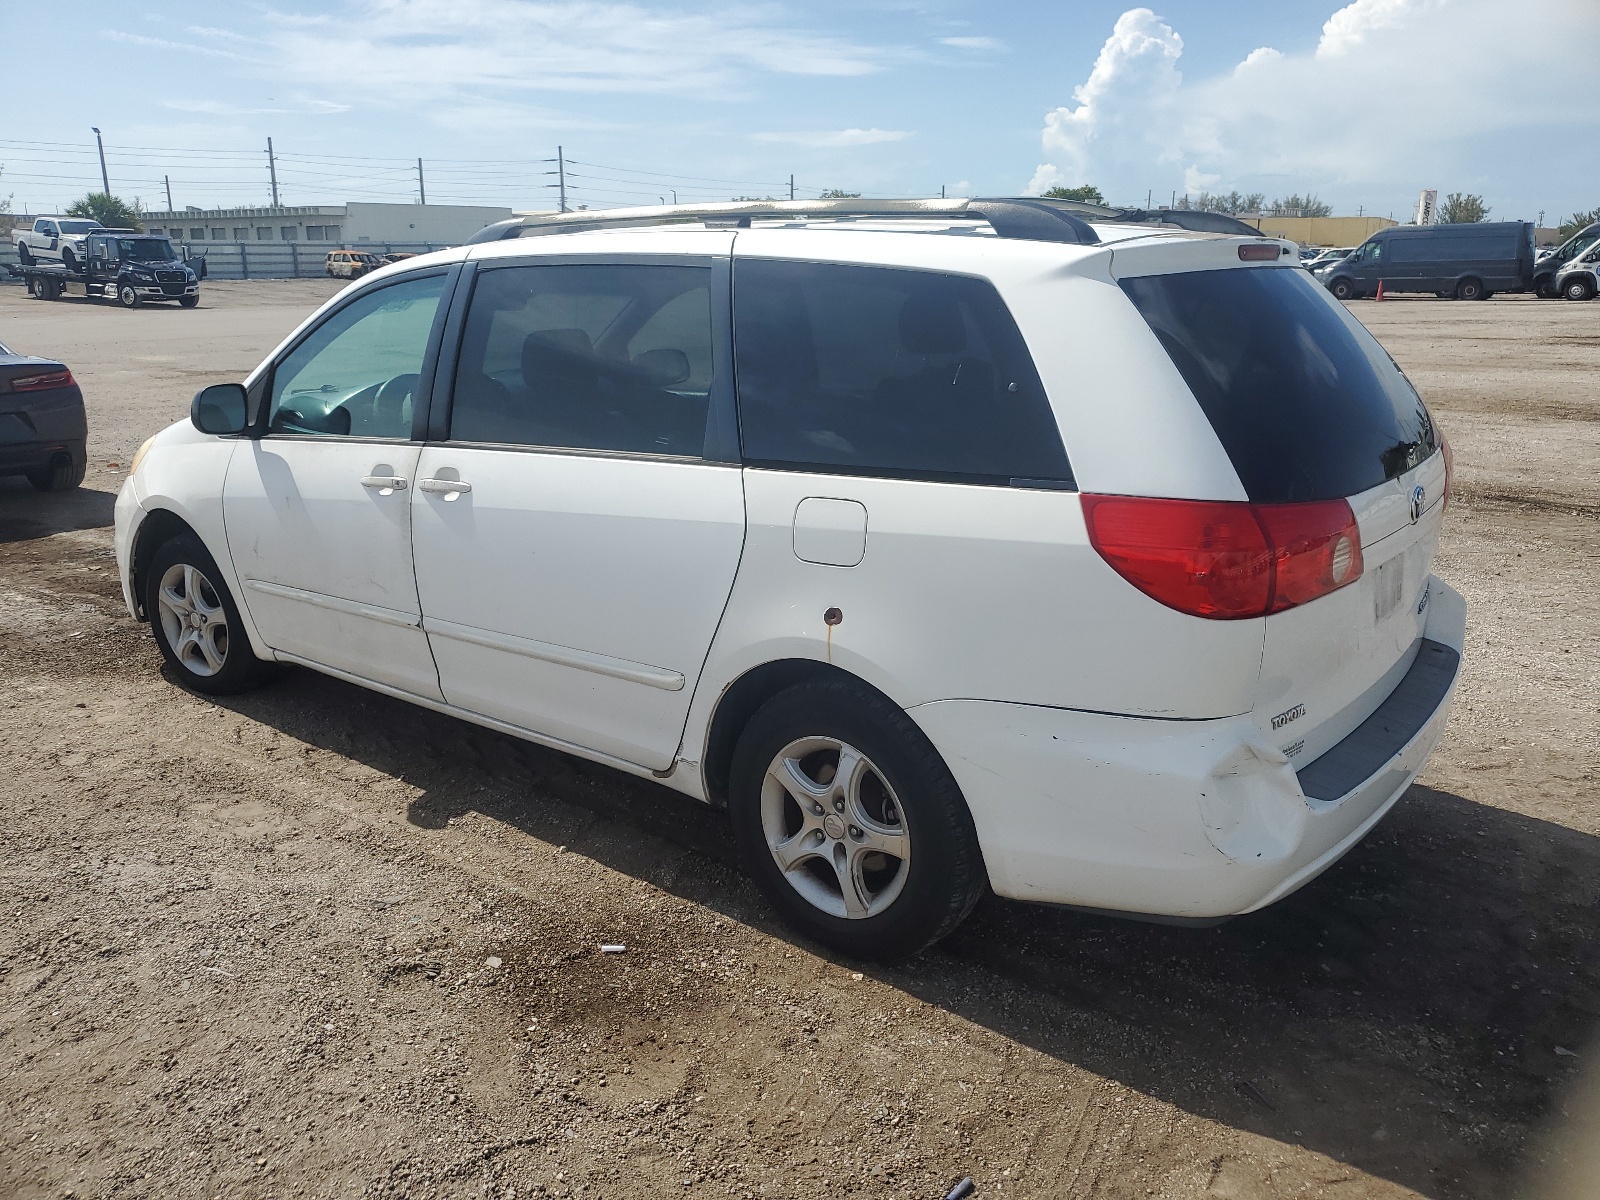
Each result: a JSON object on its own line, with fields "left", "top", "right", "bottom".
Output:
{"left": 2, "top": 241, "right": 453, "bottom": 284}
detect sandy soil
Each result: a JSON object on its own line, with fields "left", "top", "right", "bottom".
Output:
{"left": 0, "top": 282, "right": 1596, "bottom": 1200}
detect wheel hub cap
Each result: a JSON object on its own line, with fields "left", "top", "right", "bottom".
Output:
{"left": 155, "top": 561, "right": 229, "bottom": 678}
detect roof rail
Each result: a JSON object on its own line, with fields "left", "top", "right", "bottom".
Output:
{"left": 466, "top": 197, "right": 1101, "bottom": 247}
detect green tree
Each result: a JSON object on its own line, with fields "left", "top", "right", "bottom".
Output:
{"left": 65, "top": 192, "right": 143, "bottom": 229}
{"left": 1266, "top": 193, "right": 1333, "bottom": 218}
{"left": 1042, "top": 184, "right": 1106, "bottom": 205}
{"left": 729, "top": 195, "right": 777, "bottom": 202}
{"left": 1175, "top": 190, "right": 1265, "bottom": 215}
{"left": 1438, "top": 193, "right": 1489, "bottom": 224}
{"left": 819, "top": 188, "right": 861, "bottom": 198}
{"left": 1558, "top": 208, "right": 1600, "bottom": 238}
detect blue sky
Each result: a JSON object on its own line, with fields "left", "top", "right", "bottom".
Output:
{"left": 3, "top": 0, "right": 1596, "bottom": 223}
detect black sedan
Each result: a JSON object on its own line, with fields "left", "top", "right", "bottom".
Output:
{"left": 0, "top": 338, "right": 87, "bottom": 491}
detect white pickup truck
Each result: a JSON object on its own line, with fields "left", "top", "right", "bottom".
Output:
{"left": 14, "top": 217, "right": 106, "bottom": 269}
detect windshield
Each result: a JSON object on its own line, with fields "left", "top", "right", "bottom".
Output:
{"left": 120, "top": 239, "right": 178, "bottom": 262}
{"left": 1121, "top": 265, "right": 1438, "bottom": 503}
{"left": 59, "top": 220, "right": 102, "bottom": 235}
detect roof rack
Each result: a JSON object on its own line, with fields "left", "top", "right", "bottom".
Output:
{"left": 467, "top": 197, "right": 1102, "bottom": 247}
{"left": 466, "top": 197, "right": 1274, "bottom": 248}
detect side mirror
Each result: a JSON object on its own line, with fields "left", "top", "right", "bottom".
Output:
{"left": 191, "top": 383, "right": 249, "bottom": 435}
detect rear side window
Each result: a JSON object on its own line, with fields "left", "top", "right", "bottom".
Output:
{"left": 449, "top": 263, "right": 714, "bottom": 457}
{"left": 1121, "top": 267, "right": 1437, "bottom": 503}
{"left": 733, "top": 260, "right": 1072, "bottom": 485}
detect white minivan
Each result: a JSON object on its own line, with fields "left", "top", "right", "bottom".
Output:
{"left": 115, "top": 199, "right": 1463, "bottom": 959}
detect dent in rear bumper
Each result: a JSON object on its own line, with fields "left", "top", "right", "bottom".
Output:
{"left": 912, "top": 576, "right": 1466, "bottom": 919}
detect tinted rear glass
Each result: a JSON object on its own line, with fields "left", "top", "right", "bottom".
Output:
{"left": 734, "top": 259, "right": 1072, "bottom": 485}
{"left": 1120, "top": 266, "right": 1437, "bottom": 503}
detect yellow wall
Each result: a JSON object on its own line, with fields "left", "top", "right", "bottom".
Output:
{"left": 1240, "top": 215, "right": 1399, "bottom": 246}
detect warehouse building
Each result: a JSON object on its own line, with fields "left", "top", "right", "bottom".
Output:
{"left": 133, "top": 201, "right": 512, "bottom": 247}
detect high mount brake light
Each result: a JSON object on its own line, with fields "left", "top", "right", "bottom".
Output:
{"left": 1237, "top": 243, "right": 1282, "bottom": 261}
{"left": 1081, "top": 494, "right": 1364, "bottom": 620}
{"left": 7, "top": 368, "right": 76, "bottom": 393}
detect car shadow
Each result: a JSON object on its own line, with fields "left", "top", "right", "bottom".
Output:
{"left": 209, "top": 665, "right": 1599, "bottom": 1199}
{"left": 0, "top": 479, "right": 117, "bottom": 543}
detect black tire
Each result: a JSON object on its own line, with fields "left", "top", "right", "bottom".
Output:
{"left": 1330, "top": 277, "right": 1357, "bottom": 301}
{"left": 118, "top": 283, "right": 140, "bottom": 309}
{"left": 1536, "top": 279, "right": 1559, "bottom": 299}
{"left": 144, "top": 533, "right": 276, "bottom": 696}
{"left": 1456, "top": 277, "right": 1485, "bottom": 301}
{"left": 728, "top": 677, "right": 987, "bottom": 960}
{"left": 17, "top": 242, "right": 33, "bottom": 266}
{"left": 26, "top": 454, "right": 85, "bottom": 492}
{"left": 62, "top": 246, "right": 77, "bottom": 270}
{"left": 179, "top": 295, "right": 200, "bottom": 308}
{"left": 28, "top": 276, "right": 46, "bottom": 300}
{"left": 1563, "top": 276, "right": 1595, "bottom": 302}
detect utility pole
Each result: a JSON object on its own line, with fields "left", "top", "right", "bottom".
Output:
{"left": 91, "top": 127, "right": 110, "bottom": 196}
{"left": 1146, "top": 188, "right": 1152, "bottom": 209}
{"left": 266, "top": 137, "right": 280, "bottom": 207}
{"left": 940, "top": 185, "right": 945, "bottom": 199}
{"left": 789, "top": 174, "right": 795, "bottom": 201}
{"left": 417, "top": 158, "right": 426, "bottom": 205}
{"left": 557, "top": 145, "right": 567, "bottom": 213}
{"left": 164, "top": 175, "right": 174, "bottom": 211}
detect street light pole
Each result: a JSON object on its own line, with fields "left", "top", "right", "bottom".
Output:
{"left": 91, "top": 127, "right": 110, "bottom": 195}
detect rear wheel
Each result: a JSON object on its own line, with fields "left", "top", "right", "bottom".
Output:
{"left": 1330, "top": 277, "right": 1357, "bottom": 301}
{"left": 1563, "top": 276, "right": 1596, "bottom": 301}
{"left": 145, "top": 534, "right": 276, "bottom": 695}
{"left": 728, "top": 678, "right": 986, "bottom": 960}
{"left": 1456, "top": 277, "right": 1485, "bottom": 301}
{"left": 27, "top": 453, "right": 84, "bottom": 493}
{"left": 118, "top": 284, "right": 140, "bottom": 308}
{"left": 17, "top": 242, "right": 33, "bottom": 266}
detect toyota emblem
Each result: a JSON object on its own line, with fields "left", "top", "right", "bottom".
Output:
{"left": 1409, "top": 484, "right": 1426, "bottom": 524}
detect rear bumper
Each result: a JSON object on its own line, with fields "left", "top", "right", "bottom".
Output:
{"left": 912, "top": 576, "right": 1466, "bottom": 919}
{"left": 0, "top": 390, "right": 87, "bottom": 476}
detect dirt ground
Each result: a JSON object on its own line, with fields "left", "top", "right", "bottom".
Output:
{"left": 0, "top": 281, "right": 1596, "bottom": 1200}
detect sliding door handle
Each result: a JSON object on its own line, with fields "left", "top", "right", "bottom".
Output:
{"left": 418, "top": 477, "right": 472, "bottom": 500}
{"left": 360, "top": 475, "right": 408, "bottom": 494}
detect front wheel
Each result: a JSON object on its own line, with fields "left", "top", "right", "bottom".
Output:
{"left": 179, "top": 295, "right": 200, "bottom": 308}
{"left": 145, "top": 534, "right": 276, "bottom": 695}
{"left": 62, "top": 247, "right": 78, "bottom": 270}
{"left": 728, "top": 678, "right": 986, "bottom": 960}
{"left": 118, "top": 284, "right": 140, "bottom": 308}
{"left": 1563, "top": 276, "right": 1596, "bottom": 301}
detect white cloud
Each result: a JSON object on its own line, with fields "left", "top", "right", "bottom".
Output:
{"left": 1028, "top": 0, "right": 1600, "bottom": 210}
{"left": 939, "top": 36, "right": 1003, "bottom": 50}
{"left": 753, "top": 128, "right": 912, "bottom": 148}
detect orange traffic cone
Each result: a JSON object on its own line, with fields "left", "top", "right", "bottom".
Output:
{"left": 1375, "top": 279, "right": 1385, "bottom": 301}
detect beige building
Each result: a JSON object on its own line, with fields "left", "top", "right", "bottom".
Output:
{"left": 133, "top": 201, "right": 513, "bottom": 247}
{"left": 1241, "top": 215, "right": 1399, "bottom": 246}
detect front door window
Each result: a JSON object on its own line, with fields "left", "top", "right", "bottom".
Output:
{"left": 267, "top": 276, "right": 445, "bottom": 439}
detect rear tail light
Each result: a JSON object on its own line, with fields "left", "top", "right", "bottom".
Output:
{"left": 7, "top": 368, "right": 76, "bottom": 393}
{"left": 1081, "top": 494, "right": 1364, "bottom": 620}
{"left": 1441, "top": 437, "right": 1454, "bottom": 510}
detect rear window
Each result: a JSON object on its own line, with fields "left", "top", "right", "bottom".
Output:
{"left": 733, "top": 260, "right": 1072, "bottom": 486}
{"left": 1120, "top": 266, "right": 1438, "bottom": 503}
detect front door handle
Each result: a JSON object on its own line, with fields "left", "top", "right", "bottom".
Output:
{"left": 361, "top": 475, "right": 408, "bottom": 495}
{"left": 418, "top": 477, "right": 472, "bottom": 500}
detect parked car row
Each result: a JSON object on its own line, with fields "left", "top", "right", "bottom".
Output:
{"left": 1299, "top": 219, "right": 1599, "bottom": 302}
{"left": 325, "top": 249, "right": 419, "bottom": 278}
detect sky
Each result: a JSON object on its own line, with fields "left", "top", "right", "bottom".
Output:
{"left": 2, "top": 0, "right": 1597, "bottom": 224}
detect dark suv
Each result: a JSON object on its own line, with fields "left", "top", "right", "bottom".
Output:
{"left": 0, "top": 338, "right": 87, "bottom": 491}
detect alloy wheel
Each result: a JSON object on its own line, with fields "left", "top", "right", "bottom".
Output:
{"left": 156, "top": 562, "right": 230, "bottom": 676}
{"left": 760, "top": 736, "right": 911, "bottom": 920}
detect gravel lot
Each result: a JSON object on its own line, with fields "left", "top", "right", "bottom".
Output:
{"left": 1, "top": 280, "right": 1596, "bottom": 1200}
